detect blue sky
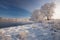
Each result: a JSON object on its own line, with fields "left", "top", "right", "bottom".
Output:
{"left": 0, "top": 0, "right": 52, "bottom": 18}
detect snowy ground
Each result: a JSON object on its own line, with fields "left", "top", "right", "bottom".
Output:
{"left": 0, "top": 22, "right": 60, "bottom": 40}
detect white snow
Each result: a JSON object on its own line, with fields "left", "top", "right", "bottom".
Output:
{"left": 0, "top": 22, "right": 60, "bottom": 40}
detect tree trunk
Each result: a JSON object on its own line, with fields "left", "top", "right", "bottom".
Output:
{"left": 47, "top": 16, "right": 51, "bottom": 20}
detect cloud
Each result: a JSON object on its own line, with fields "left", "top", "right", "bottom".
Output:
{"left": 0, "top": 0, "right": 52, "bottom": 12}
{"left": 0, "top": 0, "right": 53, "bottom": 18}
{"left": 0, "top": 0, "right": 42, "bottom": 11}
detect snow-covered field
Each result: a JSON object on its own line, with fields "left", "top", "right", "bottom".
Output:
{"left": 0, "top": 21, "right": 60, "bottom": 40}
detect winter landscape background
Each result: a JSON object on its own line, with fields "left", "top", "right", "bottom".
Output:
{"left": 0, "top": 19, "right": 60, "bottom": 40}
{"left": 0, "top": 0, "right": 60, "bottom": 40}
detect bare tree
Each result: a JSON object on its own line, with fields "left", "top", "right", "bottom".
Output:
{"left": 40, "top": 2, "right": 55, "bottom": 20}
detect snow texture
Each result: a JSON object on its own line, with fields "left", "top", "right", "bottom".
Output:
{"left": 0, "top": 22, "right": 60, "bottom": 40}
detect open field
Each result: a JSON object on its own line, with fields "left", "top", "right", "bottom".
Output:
{"left": 0, "top": 19, "right": 60, "bottom": 40}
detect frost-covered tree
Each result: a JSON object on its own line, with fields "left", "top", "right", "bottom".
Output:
{"left": 40, "top": 2, "right": 55, "bottom": 20}
{"left": 30, "top": 9, "right": 45, "bottom": 22}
